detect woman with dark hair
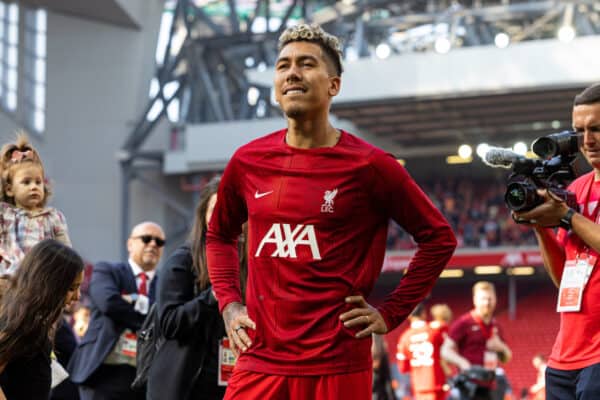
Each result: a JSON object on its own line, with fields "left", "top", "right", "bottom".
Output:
{"left": 0, "top": 239, "right": 84, "bottom": 400}
{"left": 147, "top": 176, "right": 247, "bottom": 400}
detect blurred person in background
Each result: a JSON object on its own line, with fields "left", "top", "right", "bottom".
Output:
{"left": 441, "top": 281, "right": 511, "bottom": 400}
{"left": 147, "top": 176, "right": 247, "bottom": 400}
{"left": 372, "top": 334, "right": 397, "bottom": 400}
{"left": 397, "top": 303, "right": 448, "bottom": 400}
{"left": 72, "top": 303, "right": 91, "bottom": 339}
{"left": 430, "top": 303, "right": 453, "bottom": 335}
{"left": 430, "top": 303, "right": 454, "bottom": 377}
{"left": 0, "top": 240, "right": 84, "bottom": 400}
{"left": 207, "top": 22, "right": 456, "bottom": 399}
{"left": 514, "top": 83, "right": 600, "bottom": 399}
{"left": 528, "top": 354, "right": 546, "bottom": 400}
{"left": 68, "top": 221, "right": 165, "bottom": 400}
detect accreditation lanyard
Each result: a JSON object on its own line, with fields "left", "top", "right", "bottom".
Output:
{"left": 471, "top": 311, "right": 494, "bottom": 340}
{"left": 471, "top": 311, "right": 498, "bottom": 370}
{"left": 575, "top": 174, "right": 599, "bottom": 271}
{"left": 557, "top": 174, "right": 599, "bottom": 312}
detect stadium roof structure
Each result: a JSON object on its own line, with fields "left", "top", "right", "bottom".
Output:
{"left": 116, "top": 0, "right": 600, "bottom": 238}
{"left": 18, "top": 0, "right": 142, "bottom": 28}
{"left": 124, "top": 0, "right": 600, "bottom": 168}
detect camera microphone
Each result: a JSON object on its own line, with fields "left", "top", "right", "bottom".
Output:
{"left": 481, "top": 147, "right": 525, "bottom": 168}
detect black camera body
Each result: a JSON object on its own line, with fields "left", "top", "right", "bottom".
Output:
{"left": 488, "top": 131, "right": 581, "bottom": 212}
{"left": 450, "top": 366, "right": 495, "bottom": 400}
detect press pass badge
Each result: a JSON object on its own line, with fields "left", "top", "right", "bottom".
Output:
{"left": 557, "top": 259, "right": 588, "bottom": 312}
{"left": 134, "top": 294, "right": 150, "bottom": 315}
{"left": 218, "top": 337, "right": 236, "bottom": 386}
{"left": 113, "top": 329, "right": 138, "bottom": 359}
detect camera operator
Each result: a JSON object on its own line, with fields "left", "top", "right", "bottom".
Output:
{"left": 513, "top": 82, "right": 600, "bottom": 399}
{"left": 441, "top": 281, "right": 511, "bottom": 400}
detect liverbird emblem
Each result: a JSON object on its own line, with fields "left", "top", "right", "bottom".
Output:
{"left": 321, "top": 189, "right": 338, "bottom": 213}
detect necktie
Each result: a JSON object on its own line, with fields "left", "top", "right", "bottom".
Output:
{"left": 138, "top": 272, "right": 148, "bottom": 296}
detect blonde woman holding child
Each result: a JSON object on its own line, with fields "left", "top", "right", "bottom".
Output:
{"left": 0, "top": 134, "right": 70, "bottom": 274}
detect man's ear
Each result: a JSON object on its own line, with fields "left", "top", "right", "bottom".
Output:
{"left": 126, "top": 237, "right": 134, "bottom": 255}
{"left": 328, "top": 76, "right": 341, "bottom": 97}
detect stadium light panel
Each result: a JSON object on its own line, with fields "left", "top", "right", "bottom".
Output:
{"left": 375, "top": 43, "right": 391, "bottom": 59}
{"left": 558, "top": 25, "right": 575, "bottom": 42}
{"left": 446, "top": 155, "right": 472, "bottom": 164}
{"left": 513, "top": 142, "right": 528, "bottom": 155}
{"left": 440, "top": 269, "right": 464, "bottom": 278}
{"left": 434, "top": 36, "right": 451, "bottom": 54}
{"left": 494, "top": 32, "right": 510, "bottom": 48}
{"left": 458, "top": 144, "right": 472, "bottom": 159}
{"left": 476, "top": 143, "right": 489, "bottom": 158}
{"left": 507, "top": 266, "right": 535, "bottom": 276}
{"left": 474, "top": 266, "right": 503, "bottom": 275}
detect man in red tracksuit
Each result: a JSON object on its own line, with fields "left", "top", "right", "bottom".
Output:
{"left": 206, "top": 23, "right": 457, "bottom": 400}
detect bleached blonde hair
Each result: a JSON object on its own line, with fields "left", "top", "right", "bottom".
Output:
{"left": 278, "top": 23, "right": 344, "bottom": 76}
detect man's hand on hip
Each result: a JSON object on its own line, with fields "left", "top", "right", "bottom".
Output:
{"left": 223, "top": 302, "right": 256, "bottom": 358}
{"left": 339, "top": 295, "right": 389, "bottom": 339}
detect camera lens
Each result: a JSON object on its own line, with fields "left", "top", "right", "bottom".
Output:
{"left": 505, "top": 181, "right": 542, "bottom": 211}
{"left": 532, "top": 130, "right": 581, "bottom": 159}
{"left": 531, "top": 137, "right": 557, "bottom": 159}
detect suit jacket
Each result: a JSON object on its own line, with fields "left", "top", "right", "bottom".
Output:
{"left": 67, "top": 261, "right": 156, "bottom": 384}
{"left": 147, "top": 245, "right": 225, "bottom": 400}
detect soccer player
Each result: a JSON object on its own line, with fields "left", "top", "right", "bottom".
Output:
{"left": 206, "top": 23, "right": 457, "bottom": 400}
{"left": 397, "top": 304, "right": 448, "bottom": 400}
{"left": 429, "top": 303, "right": 453, "bottom": 339}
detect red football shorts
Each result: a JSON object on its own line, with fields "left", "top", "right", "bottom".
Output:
{"left": 224, "top": 369, "right": 372, "bottom": 400}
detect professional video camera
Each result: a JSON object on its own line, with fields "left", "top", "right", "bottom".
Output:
{"left": 481, "top": 130, "right": 581, "bottom": 212}
{"left": 449, "top": 366, "right": 496, "bottom": 400}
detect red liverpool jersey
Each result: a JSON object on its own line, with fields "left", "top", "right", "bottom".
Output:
{"left": 207, "top": 129, "right": 456, "bottom": 375}
{"left": 397, "top": 320, "right": 446, "bottom": 396}
{"left": 551, "top": 172, "right": 600, "bottom": 370}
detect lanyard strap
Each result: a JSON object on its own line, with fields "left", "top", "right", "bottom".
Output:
{"left": 581, "top": 173, "right": 600, "bottom": 222}
{"left": 471, "top": 311, "right": 493, "bottom": 340}
{"left": 577, "top": 174, "right": 600, "bottom": 265}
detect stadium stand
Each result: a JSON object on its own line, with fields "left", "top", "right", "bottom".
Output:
{"left": 386, "top": 177, "right": 538, "bottom": 251}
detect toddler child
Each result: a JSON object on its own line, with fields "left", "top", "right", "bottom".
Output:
{"left": 0, "top": 134, "right": 70, "bottom": 274}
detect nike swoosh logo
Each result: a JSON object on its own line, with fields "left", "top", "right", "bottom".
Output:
{"left": 254, "top": 190, "right": 274, "bottom": 199}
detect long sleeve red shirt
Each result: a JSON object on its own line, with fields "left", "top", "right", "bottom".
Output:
{"left": 207, "top": 129, "right": 456, "bottom": 375}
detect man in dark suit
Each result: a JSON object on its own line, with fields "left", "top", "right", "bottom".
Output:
{"left": 68, "top": 221, "right": 166, "bottom": 400}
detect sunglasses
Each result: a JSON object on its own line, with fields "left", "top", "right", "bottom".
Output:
{"left": 134, "top": 235, "right": 166, "bottom": 247}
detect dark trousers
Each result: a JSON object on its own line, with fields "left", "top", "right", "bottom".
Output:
{"left": 78, "top": 364, "right": 145, "bottom": 400}
{"left": 546, "top": 362, "right": 600, "bottom": 400}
